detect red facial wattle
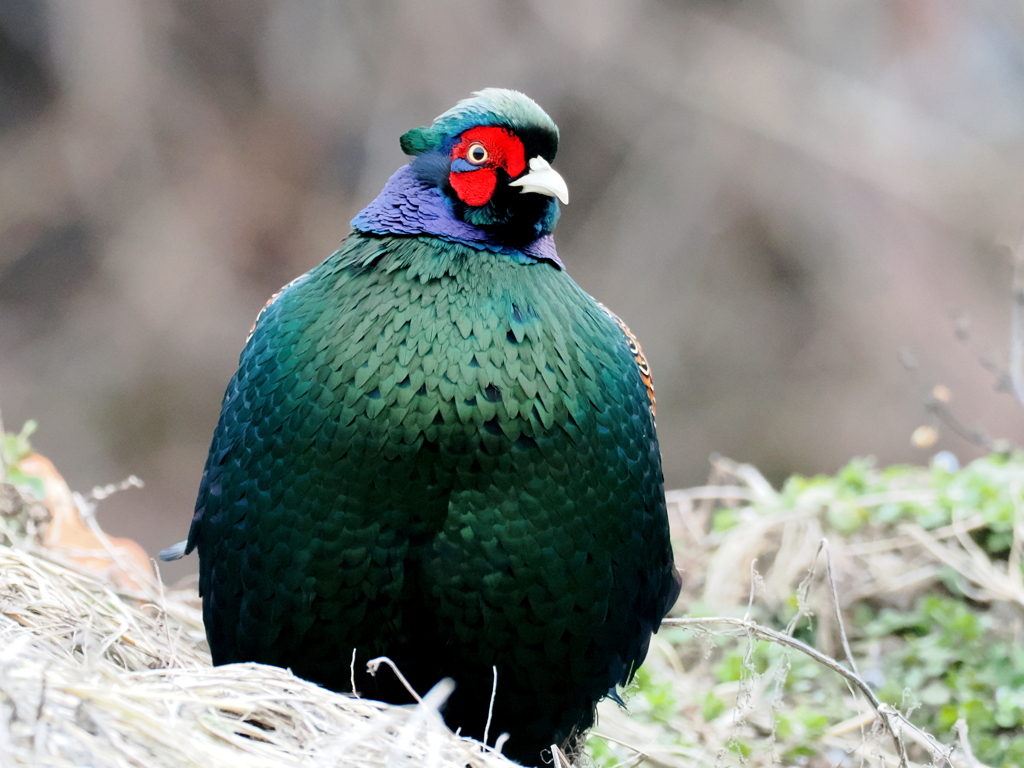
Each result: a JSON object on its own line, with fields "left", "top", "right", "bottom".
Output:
{"left": 449, "top": 126, "right": 527, "bottom": 207}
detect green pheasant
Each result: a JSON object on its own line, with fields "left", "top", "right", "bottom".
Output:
{"left": 166, "top": 89, "right": 679, "bottom": 766}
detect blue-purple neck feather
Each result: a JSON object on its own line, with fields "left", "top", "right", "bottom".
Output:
{"left": 352, "top": 88, "right": 564, "bottom": 269}
{"left": 351, "top": 164, "right": 563, "bottom": 269}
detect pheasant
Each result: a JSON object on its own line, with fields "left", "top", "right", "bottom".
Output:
{"left": 164, "top": 89, "right": 680, "bottom": 766}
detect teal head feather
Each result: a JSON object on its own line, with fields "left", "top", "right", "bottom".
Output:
{"left": 399, "top": 88, "right": 560, "bottom": 161}
{"left": 387, "top": 88, "right": 565, "bottom": 242}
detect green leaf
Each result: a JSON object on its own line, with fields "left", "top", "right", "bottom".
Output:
{"left": 702, "top": 691, "right": 726, "bottom": 722}
{"left": 3, "top": 419, "right": 37, "bottom": 465}
{"left": 5, "top": 465, "right": 44, "bottom": 499}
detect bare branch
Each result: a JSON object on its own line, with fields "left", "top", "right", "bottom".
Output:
{"left": 1009, "top": 231, "right": 1024, "bottom": 411}
{"left": 661, "top": 616, "right": 972, "bottom": 768}
{"left": 823, "top": 541, "right": 859, "bottom": 677}
{"left": 0, "top": 406, "right": 7, "bottom": 480}
{"left": 483, "top": 665, "right": 497, "bottom": 749}
{"left": 366, "top": 656, "right": 422, "bottom": 703}
{"left": 954, "top": 719, "right": 978, "bottom": 768}
{"left": 924, "top": 397, "right": 992, "bottom": 449}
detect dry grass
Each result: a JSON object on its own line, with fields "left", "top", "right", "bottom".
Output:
{"left": 3, "top": 451, "right": 1017, "bottom": 768}
{"left": 0, "top": 481, "right": 517, "bottom": 768}
{"left": 587, "top": 456, "right": 1010, "bottom": 768}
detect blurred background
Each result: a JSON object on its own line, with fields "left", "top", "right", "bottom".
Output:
{"left": 2, "top": 0, "right": 1024, "bottom": 582}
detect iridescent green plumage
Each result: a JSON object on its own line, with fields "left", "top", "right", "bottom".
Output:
{"left": 186, "top": 90, "right": 679, "bottom": 766}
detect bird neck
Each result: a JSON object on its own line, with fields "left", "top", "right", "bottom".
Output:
{"left": 350, "top": 164, "right": 563, "bottom": 269}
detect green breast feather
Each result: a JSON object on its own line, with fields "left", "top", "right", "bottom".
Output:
{"left": 189, "top": 232, "right": 674, "bottom": 754}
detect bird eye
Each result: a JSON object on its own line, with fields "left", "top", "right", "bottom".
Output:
{"left": 466, "top": 142, "right": 488, "bottom": 165}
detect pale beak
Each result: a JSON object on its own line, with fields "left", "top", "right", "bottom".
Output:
{"left": 509, "top": 156, "right": 569, "bottom": 205}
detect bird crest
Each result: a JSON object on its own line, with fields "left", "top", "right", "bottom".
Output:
{"left": 399, "top": 88, "right": 559, "bottom": 159}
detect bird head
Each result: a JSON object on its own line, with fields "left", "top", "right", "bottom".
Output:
{"left": 399, "top": 89, "right": 568, "bottom": 245}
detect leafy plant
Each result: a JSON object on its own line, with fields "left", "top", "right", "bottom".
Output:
{"left": 592, "top": 451, "right": 1024, "bottom": 768}
{"left": 865, "top": 596, "right": 1024, "bottom": 766}
{"left": 1, "top": 419, "right": 44, "bottom": 498}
